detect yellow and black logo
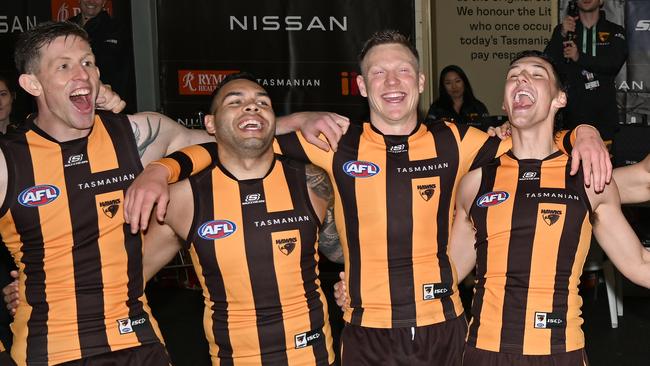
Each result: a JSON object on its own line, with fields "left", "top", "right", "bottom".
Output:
{"left": 417, "top": 184, "right": 437, "bottom": 201}
{"left": 100, "top": 199, "right": 121, "bottom": 218}
{"left": 541, "top": 209, "right": 562, "bottom": 226}
{"left": 276, "top": 237, "right": 297, "bottom": 255}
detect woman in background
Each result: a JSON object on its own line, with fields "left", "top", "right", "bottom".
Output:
{"left": 426, "top": 65, "right": 489, "bottom": 126}
{"left": 0, "top": 75, "right": 16, "bottom": 134}
{"left": 0, "top": 74, "right": 17, "bottom": 353}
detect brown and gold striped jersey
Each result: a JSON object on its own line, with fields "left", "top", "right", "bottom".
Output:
{"left": 186, "top": 154, "right": 335, "bottom": 366}
{"left": 467, "top": 151, "right": 592, "bottom": 355}
{"left": 0, "top": 112, "right": 163, "bottom": 365}
{"left": 155, "top": 124, "right": 576, "bottom": 330}
{"left": 275, "top": 121, "right": 509, "bottom": 328}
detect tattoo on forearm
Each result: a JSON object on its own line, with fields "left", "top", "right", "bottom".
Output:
{"left": 318, "top": 206, "right": 344, "bottom": 264}
{"left": 306, "top": 164, "right": 333, "bottom": 203}
{"left": 131, "top": 117, "right": 162, "bottom": 157}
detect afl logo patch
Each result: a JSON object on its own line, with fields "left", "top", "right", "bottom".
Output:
{"left": 476, "top": 191, "right": 509, "bottom": 207}
{"left": 18, "top": 185, "right": 60, "bottom": 207}
{"left": 198, "top": 220, "right": 237, "bottom": 240}
{"left": 343, "top": 160, "right": 380, "bottom": 178}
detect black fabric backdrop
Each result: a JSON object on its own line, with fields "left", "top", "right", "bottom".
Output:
{"left": 156, "top": 0, "right": 415, "bottom": 126}
{"left": 0, "top": 1, "right": 133, "bottom": 120}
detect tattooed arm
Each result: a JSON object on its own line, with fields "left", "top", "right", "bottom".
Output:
{"left": 128, "top": 112, "right": 213, "bottom": 166}
{"left": 305, "top": 164, "right": 344, "bottom": 264}
{"left": 319, "top": 206, "right": 344, "bottom": 264}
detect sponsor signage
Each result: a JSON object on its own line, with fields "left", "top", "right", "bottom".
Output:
{"left": 156, "top": 0, "right": 414, "bottom": 122}
{"left": 51, "top": 0, "right": 113, "bottom": 21}
{"left": 178, "top": 69, "right": 239, "bottom": 95}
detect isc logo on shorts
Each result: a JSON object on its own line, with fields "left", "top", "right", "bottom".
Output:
{"left": 18, "top": 185, "right": 60, "bottom": 207}
{"left": 476, "top": 191, "right": 509, "bottom": 207}
{"left": 343, "top": 160, "right": 380, "bottom": 178}
{"left": 117, "top": 315, "right": 148, "bottom": 335}
{"left": 423, "top": 283, "right": 452, "bottom": 300}
{"left": 294, "top": 328, "right": 322, "bottom": 349}
{"left": 198, "top": 220, "right": 237, "bottom": 240}
{"left": 534, "top": 311, "right": 564, "bottom": 329}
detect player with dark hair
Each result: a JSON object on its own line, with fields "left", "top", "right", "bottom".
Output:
{"left": 123, "top": 31, "right": 610, "bottom": 365}
{"left": 450, "top": 50, "right": 650, "bottom": 365}
{"left": 1, "top": 21, "right": 346, "bottom": 365}
{"left": 143, "top": 72, "right": 342, "bottom": 365}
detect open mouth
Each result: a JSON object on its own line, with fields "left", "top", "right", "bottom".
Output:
{"left": 382, "top": 92, "right": 406, "bottom": 103}
{"left": 237, "top": 119, "right": 263, "bottom": 131}
{"left": 513, "top": 89, "right": 536, "bottom": 109}
{"left": 70, "top": 88, "right": 93, "bottom": 113}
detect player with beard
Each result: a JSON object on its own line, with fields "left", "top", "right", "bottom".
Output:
{"left": 0, "top": 21, "right": 346, "bottom": 365}
{"left": 123, "top": 31, "right": 610, "bottom": 365}
{"left": 142, "top": 73, "right": 341, "bottom": 365}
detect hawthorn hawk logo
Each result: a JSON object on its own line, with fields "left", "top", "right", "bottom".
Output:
{"left": 276, "top": 237, "right": 297, "bottom": 255}
{"left": 417, "top": 184, "right": 436, "bottom": 201}
{"left": 541, "top": 209, "right": 562, "bottom": 226}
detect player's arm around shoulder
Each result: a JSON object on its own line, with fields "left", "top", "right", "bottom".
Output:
{"left": 142, "top": 179, "right": 194, "bottom": 281}
{"left": 612, "top": 154, "right": 650, "bottom": 205}
{"left": 588, "top": 178, "right": 650, "bottom": 288}
{"left": 305, "top": 164, "right": 343, "bottom": 264}
{"left": 449, "top": 168, "right": 482, "bottom": 281}
{"left": 128, "top": 112, "right": 213, "bottom": 166}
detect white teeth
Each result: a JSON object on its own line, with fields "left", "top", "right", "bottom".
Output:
{"left": 514, "top": 90, "right": 535, "bottom": 103}
{"left": 383, "top": 92, "right": 405, "bottom": 98}
{"left": 70, "top": 89, "right": 90, "bottom": 97}
{"left": 238, "top": 120, "right": 262, "bottom": 129}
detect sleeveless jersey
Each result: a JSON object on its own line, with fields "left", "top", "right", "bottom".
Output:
{"left": 276, "top": 121, "right": 508, "bottom": 328}
{"left": 154, "top": 123, "right": 574, "bottom": 330}
{"left": 0, "top": 112, "right": 163, "bottom": 365}
{"left": 467, "top": 151, "right": 592, "bottom": 355}
{"left": 187, "top": 154, "right": 335, "bottom": 365}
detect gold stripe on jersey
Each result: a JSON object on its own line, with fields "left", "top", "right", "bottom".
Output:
{"left": 474, "top": 161, "right": 518, "bottom": 353}
{"left": 276, "top": 122, "right": 506, "bottom": 328}
{"left": 200, "top": 174, "right": 261, "bottom": 363}
{"left": 354, "top": 132, "right": 392, "bottom": 326}
{"left": 187, "top": 249, "right": 223, "bottom": 364}
{"left": 188, "top": 157, "right": 334, "bottom": 365}
{"left": 152, "top": 121, "right": 524, "bottom": 329}
{"left": 523, "top": 202, "right": 565, "bottom": 354}
{"left": 87, "top": 117, "right": 119, "bottom": 172}
{"left": 566, "top": 215, "right": 591, "bottom": 351}
{"left": 468, "top": 152, "right": 592, "bottom": 355}
{"left": 26, "top": 131, "right": 81, "bottom": 362}
{"left": 94, "top": 191, "right": 138, "bottom": 349}
{"left": 0, "top": 113, "right": 161, "bottom": 365}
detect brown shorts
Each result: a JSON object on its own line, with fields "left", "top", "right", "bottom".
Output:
{"left": 341, "top": 315, "right": 467, "bottom": 366}
{"left": 462, "top": 345, "right": 589, "bottom": 366}
{"left": 0, "top": 352, "right": 16, "bottom": 366}
{"left": 56, "top": 343, "right": 171, "bottom": 366}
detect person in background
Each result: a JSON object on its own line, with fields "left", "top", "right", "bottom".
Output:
{"left": 0, "top": 75, "right": 16, "bottom": 364}
{"left": 2, "top": 21, "right": 345, "bottom": 365}
{"left": 544, "top": 0, "right": 627, "bottom": 142}
{"left": 425, "top": 65, "right": 489, "bottom": 127}
{"left": 123, "top": 30, "right": 611, "bottom": 366}
{"left": 69, "top": 0, "right": 131, "bottom": 108}
{"left": 0, "top": 75, "right": 16, "bottom": 134}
